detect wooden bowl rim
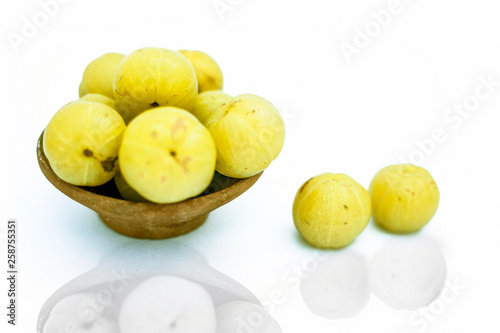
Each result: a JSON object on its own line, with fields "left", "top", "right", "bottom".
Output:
{"left": 37, "top": 130, "right": 263, "bottom": 218}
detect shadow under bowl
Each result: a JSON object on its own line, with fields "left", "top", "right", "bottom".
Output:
{"left": 36, "top": 131, "right": 263, "bottom": 239}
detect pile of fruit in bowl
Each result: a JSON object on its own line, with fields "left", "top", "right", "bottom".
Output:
{"left": 37, "top": 47, "right": 285, "bottom": 239}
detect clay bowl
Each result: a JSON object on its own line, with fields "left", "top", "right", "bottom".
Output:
{"left": 36, "top": 131, "right": 262, "bottom": 239}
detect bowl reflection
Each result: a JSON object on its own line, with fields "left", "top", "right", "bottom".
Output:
{"left": 38, "top": 240, "right": 282, "bottom": 333}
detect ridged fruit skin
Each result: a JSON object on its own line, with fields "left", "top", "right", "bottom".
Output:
{"left": 118, "top": 107, "right": 216, "bottom": 204}
{"left": 79, "top": 52, "right": 125, "bottom": 99}
{"left": 178, "top": 49, "right": 224, "bottom": 93}
{"left": 113, "top": 168, "right": 147, "bottom": 202}
{"left": 113, "top": 47, "right": 198, "bottom": 123}
{"left": 293, "top": 173, "right": 371, "bottom": 249}
{"left": 80, "top": 93, "right": 116, "bottom": 109}
{"left": 43, "top": 100, "right": 126, "bottom": 186}
{"left": 205, "top": 94, "right": 285, "bottom": 178}
{"left": 369, "top": 164, "right": 439, "bottom": 233}
{"left": 191, "top": 90, "right": 232, "bottom": 125}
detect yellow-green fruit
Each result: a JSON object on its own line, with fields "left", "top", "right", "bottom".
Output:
{"left": 114, "top": 169, "right": 147, "bottom": 202}
{"left": 205, "top": 94, "right": 285, "bottom": 178}
{"left": 369, "top": 164, "right": 439, "bottom": 233}
{"left": 191, "top": 90, "right": 232, "bottom": 124}
{"left": 43, "top": 101, "right": 126, "bottom": 186}
{"left": 178, "top": 49, "right": 223, "bottom": 93}
{"left": 79, "top": 52, "right": 125, "bottom": 99}
{"left": 114, "top": 47, "right": 198, "bottom": 124}
{"left": 293, "top": 173, "right": 371, "bottom": 249}
{"left": 119, "top": 107, "right": 216, "bottom": 204}
{"left": 80, "top": 93, "right": 116, "bottom": 109}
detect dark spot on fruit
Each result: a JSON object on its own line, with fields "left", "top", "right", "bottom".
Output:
{"left": 170, "top": 150, "right": 177, "bottom": 158}
{"left": 101, "top": 156, "right": 117, "bottom": 172}
{"left": 83, "top": 149, "right": 93, "bottom": 157}
{"left": 344, "top": 222, "right": 347, "bottom": 225}
{"left": 299, "top": 179, "right": 311, "bottom": 193}
{"left": 398, "top": 196, "right": 401, "bottom": 201}
{"left": 304, "top": 220, "right": 310, "bottom": 225}
{"left": 252, "top": 109, "right": 256, "bottom": 113}
{"left": 150, "top": 102, "right": 159, "bottom": 107}
{"left": 151, "top": 131, "right": 157, "bottom": 138}
{"left": 221, "top": 103, "right": 226, "bottom": 106}
{"left": 344, "top": 205, "right": 348, "bottom": 209}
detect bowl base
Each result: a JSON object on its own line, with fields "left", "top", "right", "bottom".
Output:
{"left": 98, "top": 212, "right": 209, "bottom": 239}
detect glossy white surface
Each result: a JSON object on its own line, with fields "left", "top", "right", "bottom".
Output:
{"left": 3, "top": 0, "right": 500, "bottom": 332}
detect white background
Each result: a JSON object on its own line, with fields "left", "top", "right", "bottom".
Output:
{"left": 2, "top": 0, "right": 500, "bottom": 332}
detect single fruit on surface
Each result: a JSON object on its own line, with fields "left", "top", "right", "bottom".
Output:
{"left": 43, "top": 101, "right": 126, "bottom": 186}
{"left": 79, "top": 52, "right": 125, "bottom": 99}
{"left": 113, "top": 47, "right": 198, "bottom": 123}
{"left": 114, "top": 168, "right": 147, "bottom": 202}
{"left": 369, "top": 164, "right": 439, "bottom": 233}
{"left": 215, "top": 301, "right": 282, "bottom": 333}
{"left": 80, "top": 93, "right": 116, "bottom": 109}
{"left": 118, "top": 107, "right": 216, "bottom": 203}
{"left": 292, "top": 173, "right": 371, "bottom": 249}
{"left": 43, "top": 292, "right": 119, "bottom": 333}
{"left": 191, "top": 90, "right": 232, "bottom": 125}
{"left": 178, "top": 49, "right": 223, "bottom": 93}
{"left": 369, "top": 237, "right": 447, "bottom": 310}
{"left": 118, "top": 275, "right": 216, "bottom": 333}
{"left": 205, "top": 94, "right": 285, "bottom": 178}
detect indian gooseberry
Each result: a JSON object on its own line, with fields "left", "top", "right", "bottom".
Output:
{"left": 79, "top": 52, "right": 125, "bottom": 99}
{"left": 292, "top": 173, "right": 371, "bottom": 249}
{"left": 113, "top": 47, "right": 198, "bottom": 123}
{"left": 369, "top": 164, "right": 439, "bottom": 233}
{"left": 118, "top": 107, "right": 216, "bottom": 204}
{"left": 43, "top": 100, "right": 126, "bottom": 186}
{"left": 178, "top": 49, "right": 223, "bottom": 93}
{"left": 204, "top": 94, "right": 285, "bottom": 178}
